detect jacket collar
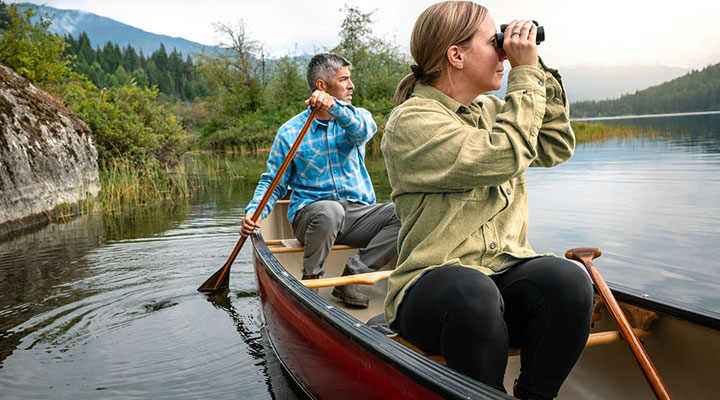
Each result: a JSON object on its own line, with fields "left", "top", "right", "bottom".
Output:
{"left": 411, "top": 83, "right": 482, "bottom": 115}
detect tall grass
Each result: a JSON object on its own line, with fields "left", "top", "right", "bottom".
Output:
{"left": 86, "top": 153, "right": 265, "bottom": 214}
{"left": 88, "top": 158, "right": 192, "bottom": 214}
{"left": 571, "top": 121, "right": 657, "bottom": 143}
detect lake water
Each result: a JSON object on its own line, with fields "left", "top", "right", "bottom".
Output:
{"left": 1, "top": 114, "right": 719, "bottom": 399}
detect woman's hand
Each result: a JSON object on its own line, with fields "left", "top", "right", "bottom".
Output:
{"left": 240, "top": 213, "right": 261, "bottom": 237}
{"left": 503, "top": 20, "right": 539, "bottom": 68}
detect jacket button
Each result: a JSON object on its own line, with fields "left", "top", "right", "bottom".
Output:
{"left": 506, "top": 188, "right": 512, "bottom": 195}
{"left": 489, "top": 242, "right": 497, "bottom": 250}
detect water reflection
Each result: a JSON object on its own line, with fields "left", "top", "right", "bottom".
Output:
{"left": 527, "top": 114, "right": 720, "bottom": 312}
{"left": 0, "top": 184, "right": 306, "bottom": 398}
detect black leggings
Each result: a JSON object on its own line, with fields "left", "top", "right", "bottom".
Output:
{"left": 395, "top": 257, "right": 593, "bottom": 399}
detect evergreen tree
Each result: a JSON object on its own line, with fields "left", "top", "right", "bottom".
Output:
{"left": 122, "top": 45, "right": 140, "bottom": 74}
{"left": 132, "top": 67, "right": 149, "bottom": 88}
{"left": 76, "top": 32, "right": 94, "bottom": 64}
{"left": 114, "top": 65, "right": 133, "bottom": 86}
{"left": 0, "top": 1, "right": 10, "bottom": 31}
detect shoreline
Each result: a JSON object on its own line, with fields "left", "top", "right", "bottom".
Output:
{"left": 571, "top": 110, "right": 720, "bottom": 122}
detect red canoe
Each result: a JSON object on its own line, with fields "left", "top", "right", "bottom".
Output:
{"left": 252, "top": 200, "right": 720, "bottom": 399}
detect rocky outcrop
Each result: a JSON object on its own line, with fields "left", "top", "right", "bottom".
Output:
{"left": 0, "top": 63, "right": 100, "bottom": 240}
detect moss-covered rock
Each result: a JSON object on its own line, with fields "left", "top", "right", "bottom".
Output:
{"left": 0, "top": 63, "right": 100, "bottom": 240}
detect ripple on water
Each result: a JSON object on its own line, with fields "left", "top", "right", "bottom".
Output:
{"left": 0, "top": 208, "right": 301, "bottom": 399}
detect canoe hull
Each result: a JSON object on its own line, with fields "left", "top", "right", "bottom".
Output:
{"left": 252, "top": 234, "right": 509, "bottom": 400}
{"left": 255, "top": 259, "right": 442, "bottom": 399}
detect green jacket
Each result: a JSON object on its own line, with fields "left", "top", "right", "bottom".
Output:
{"left": 381, "top": 61, "right": 574, "bottom": 329}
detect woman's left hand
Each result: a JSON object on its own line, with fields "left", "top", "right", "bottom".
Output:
{"left": 503, "top": 20, "right": 539, "bottom": 68}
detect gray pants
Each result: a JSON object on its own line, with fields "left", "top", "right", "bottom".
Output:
{"left": 291, "top": 200, "right": 401, "bottom": 276}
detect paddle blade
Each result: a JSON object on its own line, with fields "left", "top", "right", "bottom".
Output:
{"left": 198, "top": 264, "right": 230, "bottom": 292}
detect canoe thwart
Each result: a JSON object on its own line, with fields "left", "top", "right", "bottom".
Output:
{"left": 266, "top": 238, "right": 359, "bottom": 254}
{"left": 301, "top": 270, "right": 392, "bottom": 288}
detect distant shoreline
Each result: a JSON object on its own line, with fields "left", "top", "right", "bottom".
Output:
{"left": 571, "top": 110, "right": 720, "bottom": 122}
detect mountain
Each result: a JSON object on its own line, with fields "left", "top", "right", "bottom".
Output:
{"left": 20, "top": 3, "right": 219, "bottom": 58}
{"left": 560, "top": 64, "right": 689, "bottom": 102}
{"left": 570, "top": 62, "right": 720, "bottom": 118}
{"left": 490, "top": 63, "right": 690, "bottom": 103}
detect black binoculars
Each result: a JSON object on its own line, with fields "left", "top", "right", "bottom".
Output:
{"left": 495, "top": 20, "right": 545, "bottom": 48}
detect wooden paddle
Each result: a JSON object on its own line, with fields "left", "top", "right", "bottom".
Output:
{"left": 300, "top": 270, "right": 391, "bottom": 288}
{"left": 198, "top": 107, "right": 320, "bottom": 292}
{"left": 566, "top": 247, "right": 672, "bottom": 400}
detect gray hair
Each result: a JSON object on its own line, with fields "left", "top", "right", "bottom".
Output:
{"left": 306, "top": 53, "right": 352, "bottom": 91}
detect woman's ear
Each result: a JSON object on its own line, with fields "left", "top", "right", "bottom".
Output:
{"left": 446, "top": 45, "right": 464, "bottom": 70}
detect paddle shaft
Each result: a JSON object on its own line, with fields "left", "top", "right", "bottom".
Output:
{"left": 198, "top": 107, "right": 320, "bottom": 292}
{"left": 566, "top": 247, "right": 672, "bottom": 400}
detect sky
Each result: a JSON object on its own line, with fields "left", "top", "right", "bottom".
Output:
{"left": 12, "top": 0, "right": 720, "bottom": 69}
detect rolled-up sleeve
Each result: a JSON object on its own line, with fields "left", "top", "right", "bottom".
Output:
{"left": 531, "top": 59, "right": 575, "bottom": 167}
{"left": 328, "top": 100, "right": 377, "bottom": 146}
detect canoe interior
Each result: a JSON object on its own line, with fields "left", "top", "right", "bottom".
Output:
{"left": 258, "top": 200, "right": 720, "bottom": 399}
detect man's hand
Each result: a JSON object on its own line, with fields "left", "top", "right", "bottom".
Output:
{"left": 305, "top": 90, "right": 336, "bottom": 112}
{"left": 241, "top": 213, "right": 262, "bottom": 237}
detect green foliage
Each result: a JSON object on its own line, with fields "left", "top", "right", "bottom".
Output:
{"left": 572, "top": 63, "right": 720, "bottom": 117}
{"left": 331, "top": 5, "right": 409, "bottom": 109}
{"left": 190, "top": 5, "right": 410, "bottom": 153}
{"left": 65, "top": 84, "right": 188, "bottom": 164}
{"left": 329, "top": 4, "right": 410, "bottom": 152}
{"left": 0, "top": 3, "right": 71, "bottom": 85}
{"left": 0, "top": 2, "right": 10, "bottom": 31}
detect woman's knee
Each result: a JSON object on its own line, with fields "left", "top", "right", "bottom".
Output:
{"left": 439, "top": 268, "right": 505, "bottom": 330}
{"left": 546, "top": 260, "right": 594, "bottom": 315}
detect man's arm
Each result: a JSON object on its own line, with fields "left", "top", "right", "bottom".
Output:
{"left": 328, "top": 100, "right": 377, "bottom": 145}
{"left": 243, "top": 133, "right": 292, "bottom": 227}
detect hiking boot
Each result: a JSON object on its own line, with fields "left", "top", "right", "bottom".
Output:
{"left": 332, "top": 266, "right": 369, "bottom": 308}
{"left": 301, "top": 273, "right": 321, "bottom": 294}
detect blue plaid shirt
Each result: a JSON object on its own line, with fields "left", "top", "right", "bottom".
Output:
{"left": 245, "top": 100, "right": 377, "bottom": 224}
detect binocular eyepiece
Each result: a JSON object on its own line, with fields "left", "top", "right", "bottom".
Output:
{"left": 495, "top": 20, "right": 545, "bottom": 49}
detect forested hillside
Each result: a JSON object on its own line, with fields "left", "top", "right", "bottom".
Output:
{"left": 571, "top": 63, "right": 720, "bottom": 117}
{"left": 63, "top": 32, "right": 207, "bottom": 100}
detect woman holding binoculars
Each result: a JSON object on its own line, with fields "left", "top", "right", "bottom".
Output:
{"left": 381, "top": 2, "right": 593, "bottom": 399}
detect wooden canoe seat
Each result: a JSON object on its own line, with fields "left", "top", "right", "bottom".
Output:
{"left": 266, "top": 238, "right": 359, "bottom": 254}
{"left": 390, "top": 328, "right": 651, "bottom": 363}
{"left": 389, "top": 298, "right": 655, "bottom": 363}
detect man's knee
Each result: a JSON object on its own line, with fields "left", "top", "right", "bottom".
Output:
{"left": 308, "top": 201, "right": 345, "bottom": 234}
{"left": 375, "top": 202, "right": 401, "bottom": 230}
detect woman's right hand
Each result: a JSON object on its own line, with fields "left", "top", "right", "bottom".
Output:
{"left": 241, "top": 213, "right": 261, "bottom": 237}
{"left": 503, "top": 20, "right": 539, "bottom": 68}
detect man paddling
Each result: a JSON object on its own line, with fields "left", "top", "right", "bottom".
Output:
{"left": 241, "top": 53, "right": 400, "bottom": 309}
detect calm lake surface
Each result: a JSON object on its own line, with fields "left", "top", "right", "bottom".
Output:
{"left": 1, "top": 113, "right": 719, "bottom": 399}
